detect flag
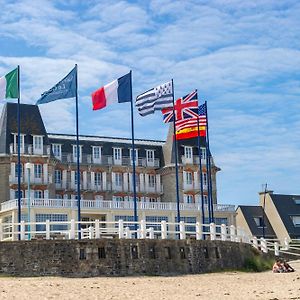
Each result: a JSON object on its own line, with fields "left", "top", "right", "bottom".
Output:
{"left": 36, "top": 67, "right": 76, "bottom": 105}
{"left": 136, "top": 80, "right": 173, "bottom": 116}
{"left": 0, "top": 68, "right": 18, "bottom": 101}
{"left": 162, "top": 90, "right": 198, "bottom": 123}
{"left": 92, "top": 72, "right": 132, "bottom": 110}
{"left": 176, "top": 103, "right": 207, "bottom": 140}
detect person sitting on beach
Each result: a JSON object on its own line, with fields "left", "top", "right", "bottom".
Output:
{"left": 282, "top": 261, "right": 295, "bottom": 272}
{"left": 272, "top": 259, "right": 285, "bottom": 273}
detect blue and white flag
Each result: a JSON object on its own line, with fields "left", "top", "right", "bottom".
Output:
{"left": 135, "top": 80, "right": 173, "bottom": 116}
{"left": 36, "top": 66, "right": 77, "bottom": 105}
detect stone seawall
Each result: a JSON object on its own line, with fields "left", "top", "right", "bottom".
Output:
{"left": 0, "top": 239, "right": 259, "bottom": 277}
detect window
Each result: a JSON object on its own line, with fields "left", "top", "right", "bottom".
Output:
{"left": 113, "top": 148, "right": 122, "bottom": 162}
{"left": 15, "top": 163, "right": 23, "bottom": 178}
{"left": 55, "top": 170, "right": 62, "bottom": 184}
{"left": 33, "top": 135, "right": 43, "bottom": 150}
{"left": 129, "top": 148, "right": 138, "bottom": 162}
{"left": 74, "top": 171, "right": 82, "bottom": 185}
{"left": 254, "top": 217, "right": 264, "bottom": 227}
{"left": 34, "top": 190, "right": 43, "bottom": 199}
{"left": 202, "top": 173, "right": 207, "bottom": 186}
{"left": 184, "top": 146, "right": 193, "bottom": 159}
{"left": 34, "top": 164, "right": 42, "bottom": 179}
{"left": 203, "top": 195, "right": 208, "bottom": 205}
{"left": 291, "top": 216, "right": 300, "bottom": 226}
{"left": 148, "top": 174, "right": 155, "bottom": 188}
{"left": 92, "top": 146, "right": 101, "bottom": 160}
{"left": 36, "top": 214, "right": 68, "bottom": 231}
{"left": 201, "top": 148, "right": 206, "bottom": 160}
{"left": 185, "top": 194, "right": 193, "bottom": 203}
{"left": 73, "top": 145, "right": 82, "bottom": 162}
{"left": 52, "top": 144, "right": 61, "bottom": 159}
{"left": 14, "top": 190, "right": 24, "bottom": 199}
{"left": 55, "top": 194, "right": 63, "bottom": 199}
{"left": 178, "top": 217, "right": 197, "bottom": 232}
{"left": 113, "top": 196, "right": 124, "bottom": 202}
{"left": 186, "top": 172, "right": 192, "bottom": 185}
{"left": 114, "top": 215, "right": 135, "bottom": 230}
{"left": 115, "top": 173, "right": 122, "bottom": 186}
{"left": 95, "top": 172, "right": 102, "bottom": 186}
{"left": 146, "top": 150, "right": 155, "bottom": 164}
{"left": 145, "top": 216, "right": 168, "bottom": 231}
{"left": 293, "top": 197, "right": 300, "bottom": 205}
{"left": 13, "top": 134, "right": 25, "bottom": 153}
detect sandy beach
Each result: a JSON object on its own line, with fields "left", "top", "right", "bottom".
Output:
{"left": 0, "top": 260, "right": 299, "bottom": 300}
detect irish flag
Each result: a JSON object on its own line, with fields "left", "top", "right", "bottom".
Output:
{"left": 92, "top": 72, "right": 132, "bottom": 110}
{"left": 0, "top": 68, "right": 19, "bottom": 101}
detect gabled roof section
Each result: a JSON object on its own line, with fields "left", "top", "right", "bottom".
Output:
{"left": 270, "top": 194, "right": 300, "bottom": 238}
{"left": 0, "top": 103, "right": 49, "bottom": 154}
{"left": 238, "top": 205, "right": 276, "bottom": 238}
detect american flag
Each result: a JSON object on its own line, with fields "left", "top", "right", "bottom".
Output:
{"left": 176, "top": 102, "right": 207, "bottom": 132}
{"left": 162, "top": 90, "right": 198, "bottom": 123}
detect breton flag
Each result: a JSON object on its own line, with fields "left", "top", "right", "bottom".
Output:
{"left": 36, "top": 67, "right": 77, "bottom": 105}
{"left": 92, "top": 72, "right": 132, "bottom": 110}
{"left": 136, "top": 81, "right": 173, "bottom": 116}
{"left": 0, "top": 68, "right": 19, "bottom": 101}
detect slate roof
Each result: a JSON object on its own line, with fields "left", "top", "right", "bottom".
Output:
{"left": 270, "top": 194, "right": 300, "bottom": 239}
{"left": 238, "top": 205, "right": 276, "bottom": 238}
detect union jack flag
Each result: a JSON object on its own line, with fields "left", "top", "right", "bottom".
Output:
{"left": 162, "top": 90, "right": 198, "bottom": 123}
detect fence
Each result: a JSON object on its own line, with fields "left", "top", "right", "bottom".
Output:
{"left": 1, "top": 219, "right": 299, "bottom": 258}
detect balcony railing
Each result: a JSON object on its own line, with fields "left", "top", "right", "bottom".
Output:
{"left": 9, "top": 175, "right": 52, "bottom": 185}
{"left": 10, "top": 144, "right": 51, "bottom": 156}
{"left": 1, "top": 198, "right": 235, "bottom": 213}
{"left": 181, "top": 155, "right": 214, "bottom": 166}
{"left": 58, "top": 153, "right": 160, "bottom": 168}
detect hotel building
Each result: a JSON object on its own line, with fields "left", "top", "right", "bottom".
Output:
{"left": 0, "top": 103, "right": 235, "bottom": 232}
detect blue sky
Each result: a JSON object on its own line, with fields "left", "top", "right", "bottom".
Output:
{"left": 1, "top": 0, "right": 300, "bottom": 206}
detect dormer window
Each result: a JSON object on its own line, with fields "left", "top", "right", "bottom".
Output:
{"left": 292, "top": 197, "right": 300, "bottom": 205}
{"left": 73, "top": 145, "right": 82, "bottom": 163}
{"left": 254, "top": 217, "right": 265, "bottom": 227}
{"left": 13, "top": 133, "right": 25, "bottom": 154}
{"left": 52, "top": 144, "right": 62, "bottom": 160}
{"left": 146, "top": 149, "right": 155, "bottom": 166}
{"left": 32, "top": 135, "right": 43, "bottom": 154}
{"left": 113, "top": 147, "right": 122, "bottom": 165}
{"left": 92, "top": 146, "right": 102, "bottom": 163}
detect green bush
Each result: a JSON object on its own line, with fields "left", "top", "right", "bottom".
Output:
{"left": 243, "top": 256, "right": 274, "bottom": 272}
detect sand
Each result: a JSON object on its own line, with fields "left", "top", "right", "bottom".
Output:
{"left": 0, "top": 260, "right": 299, "bottom": 300}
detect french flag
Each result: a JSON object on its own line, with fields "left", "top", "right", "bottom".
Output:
{"left": 92, "top": 72, "right": 132, "bottom": 110}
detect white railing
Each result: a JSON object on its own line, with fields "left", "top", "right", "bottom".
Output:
{"left": 0, "top": 219, "right": 241, "bottom": 242}
{"left": 0, "top": 199, "right": 235, "bottom": 212}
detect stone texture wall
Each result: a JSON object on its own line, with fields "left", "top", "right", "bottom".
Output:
{"left": 0, "top": 239, "right": 259, "bottom": 277}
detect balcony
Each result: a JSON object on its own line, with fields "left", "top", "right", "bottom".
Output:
{"left": 181, "top": 155, "right": 213, "bottom": 166}
{"left": 10, "top": 144, "right": 51, "bottom": 156}
{"left": 9, "top": 175, "right": 51, "bottom": 185}
{"left": 58, "top": 153, "right": 160, "bottom": 168}
{"left": 0, "top": 198, "right": 235, "bottom": 213}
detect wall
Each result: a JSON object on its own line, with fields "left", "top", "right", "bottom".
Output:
{"left": 0, "top": 157, "right": 10, "bottom": 203}
{"left": 0, "top": 239, "right": 259, "bottom": 277}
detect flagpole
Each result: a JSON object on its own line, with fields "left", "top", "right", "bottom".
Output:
{"left": 171, "top": 79, "right": 181, "bottom": 224}
{"left": 75, "top": 64, "right": 81, "bottom": 239}
{"left": 17, "top": 65, "right": 21, "bottom": 240}
{"left": 129, "top": 70, "right": 138, "bottom": 233}
{"left": 196, "top": 102, "right": 205, "bottom": 236}
{"left": 205, "top": 101, "right": 214, "bottom": 222}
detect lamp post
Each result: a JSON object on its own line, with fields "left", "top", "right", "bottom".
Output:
{"left": 25, "top": 163, "right": 33, "bottom": 240}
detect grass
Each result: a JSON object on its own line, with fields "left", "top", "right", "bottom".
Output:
{"left": 243, "top": 255, "right": 274, "bottom": 272}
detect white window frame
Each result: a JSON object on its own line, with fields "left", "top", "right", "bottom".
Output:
{"left": 185, "top": 194, "right": 193, "bottom": 203}
{"left": 54, "top": 170, "right": 62, "bottom": 184}
{"left": 94, "top": 172, "right": 102, "bottom": 186}
{"left": 148, "top": 174, "right": 156, "bottom": 188}
{"left": 146, "top": 149, "right": 155, "bottom": 166}
{"left": 13, "top": 133, "right": 25, "bottom": 154}
{"left": 52, "top": 144, "right": 62, "bottom": 160}
{"left": 72, "top": 145, "right": 82, "bottom": 163}
{"left": 113, "top": 147, "right": 122, "bottom": 165}
{"left": 34, "top": 164, "right": 42, "bottom": 179}
{"left": 92, "top": 146, "right": 102, "bottom": 163}
{"left": 186, "top": 172, "right": 193, "bottom": 185}
{"left": 184, "top": 146, "right": 193, "bottom": 161}
{"left": 201, "top": 148, "right": 206, "bottom": 160}
{"left": 291, "top": 216, "right": 300, "bottom": 226}
{"left": 129, "top": 148, "right": 138, "bottom": 165}
{"left": 34, "top": 190, "right": 43, "bottom": 199}
{"left": 32, "top": 135, "right": 43, "bottom": 154}
{"left": 115, "top": 173, "right": 122, "bottom": 187}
